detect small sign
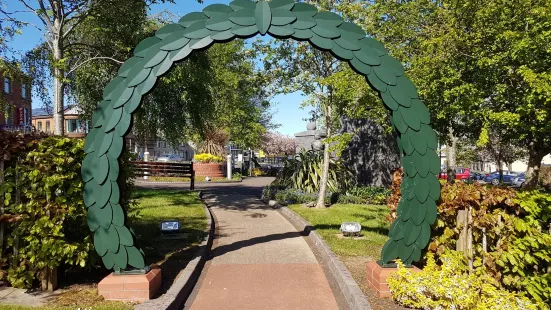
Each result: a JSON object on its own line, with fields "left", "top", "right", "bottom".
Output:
{"left": 160, "top": 220, "right": 181, "bottom": 232}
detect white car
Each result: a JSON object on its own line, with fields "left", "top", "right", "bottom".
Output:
{"left": 157, "top": 154, "right": 184, "bottom": 162}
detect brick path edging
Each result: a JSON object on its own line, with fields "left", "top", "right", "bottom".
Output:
{"left": 279, "top": 207, "right": 373, "bottom": 310}
{"left": 135, "top": 197, "right": 215, "bottom": 310}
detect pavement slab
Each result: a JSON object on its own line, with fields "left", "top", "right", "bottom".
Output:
{"left": 183, "top": 177, "right": 341, "bottom": 310}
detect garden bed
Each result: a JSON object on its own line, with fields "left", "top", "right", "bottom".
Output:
{"left": 1, "top": 189, "right": 207, "bottom": 310}
{"left": 288, "top": 203, "right": 408, "bottom": 310}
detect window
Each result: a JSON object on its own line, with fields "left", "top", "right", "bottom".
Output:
{"left": 3, "top": 77, "right": 11, "bottom": 94}
{"left": 65, "top": 119, "right": 86, "bottom": 133}
{"left": 21, "top": 83, "right": 27, "bottom": 98}
{"left": 45, "top": 121, "right": 50, "bottom": 133}
{"left": 38, "top": 122, "right": 42, "bottom": 131}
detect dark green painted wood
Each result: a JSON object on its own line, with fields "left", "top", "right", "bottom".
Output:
{"left": 292, "top": 28, "right": 314, "bottom": 39}
{"left": 291, "top": 13, "right": 316, "bottom": 29}
{"left": 113, "top": 246, "right": 128, "bottom": 269}
{"left": 115, "top": 225, "right": 134, "bottom": 246}
{"left": 94, "top": 228, "right": 108, "bottom": 256}
{"left": 337, "top": 22, "right": 365, "bottom": 40}
{"left": 92, "top": 155, "right": 109, "bottom": 185}
{"left": 178, "top": 12, "right": 208, "bottom": 27}
{"left": 314, "top": 11, "right": 343, "bottom": 26}
{"left": 155, "top": 23, "right": 185, "bottom": 39}
{"left": 83, "top": 0, "right": 441, "bottom": 269}
{"left": 206, "top": 14, "right": 234, "bottom": 31}
{"left": 268, "top": 25, "right": 295, "bottom": 37}
{"left": 271, "top": 10, "right": 296, "bottom": 25}
{"left": 230, "top": 9, "right": 256, "bottom": 26}
{"left": 380, "top": 91, "right": 398, "bottom": 111}
{"left": 102, "top": 252, "right": 115, "bottom": 269}
{"left": 269, "top": 0, "right": 295, "bottom": 11}
{"left": 203, "top": 4, "right": 234, "bottom": 17}
{"left": 230, "top": 0, "right": 256, "bottom": 11}
{"left": 309, "top": 34, "right": 333, "bottom": 50}
{"left": 255, "top": 0, "right": 272, "bottom": 35}
{"left": 232, "top": 24, "right": 259, "bottom": 37}
{"left": 112, "top": 203, "right": 125, "bottom": 226}
{"left": 127, "top": 246, "right": 146, "bottom": 268}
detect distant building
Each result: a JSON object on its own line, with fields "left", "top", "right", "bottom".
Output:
{"left": 1, "top": 71, "right": 32, "bottom": 131}
{"left": 32, "top": 106, "right": 88, "bottom": 138}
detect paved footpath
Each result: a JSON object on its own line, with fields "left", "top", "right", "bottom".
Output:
{"left": 175, "top": 177, "right": 342, "bottom": 310}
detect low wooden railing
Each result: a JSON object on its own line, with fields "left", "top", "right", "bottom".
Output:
{"left": 131, "top": 161, "right": 195, "bottom": 190}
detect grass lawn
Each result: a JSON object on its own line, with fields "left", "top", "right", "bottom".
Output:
{"left": 288, "top": 203, "right": 407, "bottom": 310}
{"left": 1, "top": 189, "right": 207, "bottom": 310}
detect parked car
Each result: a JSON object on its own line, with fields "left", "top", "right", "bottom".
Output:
{"left": 484, "top": 171, "right": 520, "bottom": 185}
{"left": 467, "top": 171, "right": 486, "bottom": 183}
{"left": 511, "top": 173, "right": 526, "bottom": 188}
{"left": 157, "top": 154, "right": 184, "bottom": 162}
{"left": 437, "top": 167, "right": 471, "bottom": 181}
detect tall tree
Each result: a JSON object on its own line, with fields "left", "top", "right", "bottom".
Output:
{"left": 337, "top": 0, "right": 551, "bottom": 186}
{"left": 5, "top": 0, "right": 170, "bottom": 135}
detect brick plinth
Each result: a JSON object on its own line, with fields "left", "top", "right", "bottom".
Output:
{"left": 98, "top": 267, "right": 161, "bottom": 302}
{"left": 194, "top": 163, "right": 225, "bottom": 178}
{"left": 366, "top": 261, "right": 421, "bottom": 298}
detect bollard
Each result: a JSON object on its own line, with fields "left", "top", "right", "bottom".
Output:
{"left": 227, "top": 155, "right": 232, "bottom": 180}
{"left": 144, "top": 152, "right": 150, "bottom": 180}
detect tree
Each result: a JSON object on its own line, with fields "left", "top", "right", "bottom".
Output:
{"left": 256, "top": 38, "right": 348, "bottom": 208}
{"left": 5, "top": 0, "right": 170, "bottom": 135}
{"left": 337, "top": 0, "right": 551, "bottom": 186}
{"left": 261, "top": 132, "right": 297, "bottom": 156}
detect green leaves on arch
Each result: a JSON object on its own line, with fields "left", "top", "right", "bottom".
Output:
{"left": 81, "top": 0, "right": 441, "bottom": 270}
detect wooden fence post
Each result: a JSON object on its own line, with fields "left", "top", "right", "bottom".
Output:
{"left": 456, "top": 208, "right": 473, "bottom": 270}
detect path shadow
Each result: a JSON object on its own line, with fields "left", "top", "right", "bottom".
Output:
{"left": 208, "top": 229, "right": 311, "bottom": 259}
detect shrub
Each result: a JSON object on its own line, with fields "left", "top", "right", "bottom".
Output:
{"left": 0, "top": 134, "right": 135, "bottom": 288}
{"left": 252, "top": 167, "right": 263, "bottom": 177}
{"left": 1, "top": 137, "right": 92, "bottom": 288}
{"left": 272, "top": 150, "right": 353, "bottom": 194}
{"left": 343, "top": 185, "right": 391, "bottom": 205}
{"left": 388, "top": 250, "right": 538, "bottom": 310}
{"left": 273, "top": 189, "right": 333, "bottom": 205}
{"left": 387, "top": 171, "right": 551, "bottom": 305}
{"left": 193, "top": 153, "right": 224, "bottom": 163}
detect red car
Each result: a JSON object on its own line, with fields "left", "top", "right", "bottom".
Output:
{"left": 437, "top": 167, "right": 470, "bottom": 181}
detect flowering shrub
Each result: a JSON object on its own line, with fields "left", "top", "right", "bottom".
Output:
{"left": 193, "top": 153, "right": 224, "bottom": 163}
{"left": 388, "top": 250, "right": 538, "bottom": 310}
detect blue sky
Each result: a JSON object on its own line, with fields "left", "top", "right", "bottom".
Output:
{"left": 5, "top": 0, "right": 311, "bottom": 136}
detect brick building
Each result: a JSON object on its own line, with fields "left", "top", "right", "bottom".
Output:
{"left": 32, "top": 106, "right": 88, "bottom": 138}
{"left": 1, "top": 71, "right": 32, "bottom": 129}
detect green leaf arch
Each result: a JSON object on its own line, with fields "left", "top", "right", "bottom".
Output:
{"left": 82, "top": 0, "right": 441, "bottom": 270}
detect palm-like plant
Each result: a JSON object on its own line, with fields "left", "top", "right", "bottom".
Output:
{"left": 273, "top": 150, "right": 353, "bottom": 194}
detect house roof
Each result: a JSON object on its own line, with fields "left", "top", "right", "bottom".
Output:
{"left": 32, "top": 106, "right": 81, "bottom": 118}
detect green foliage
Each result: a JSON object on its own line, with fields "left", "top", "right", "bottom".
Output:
{"left": 0, "top": 135, "right": 135, "bottom": 288}
{"left": 388, "top": 250, "right": 538, "bottom": 310}
{"left": 424, "top": 182, "right": 551, "bottom": 305}
{"left": 1, "top": 137, "right": 92, "bottom": 288}
{"left": 342, "top": 186, "right": 390, "bottom": 205}
{"left": 272, "top": 150, "right": 353, "bottom": 194}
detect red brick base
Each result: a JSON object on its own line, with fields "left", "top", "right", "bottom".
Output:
{"left": 98, "top": 267, "right": 161, "bottom": 302}
{"left": 366, "top": 261, "right": 420, "bottom": 298}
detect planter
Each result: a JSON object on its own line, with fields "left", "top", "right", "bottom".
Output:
{"left": 194, "top": 162, "right": 226, "bottom": 178}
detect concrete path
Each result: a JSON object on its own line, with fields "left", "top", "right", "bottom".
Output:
{"left": 177, "top": 177, "right": 342, "bottom": 310}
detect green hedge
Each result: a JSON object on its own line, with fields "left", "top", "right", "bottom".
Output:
{"left": 0, "top": 134, "right": 133, "bottom": 288}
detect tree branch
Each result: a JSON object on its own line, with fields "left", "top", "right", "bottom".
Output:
{"left": 67, "top": 56, "right": 123, "bottom": 75}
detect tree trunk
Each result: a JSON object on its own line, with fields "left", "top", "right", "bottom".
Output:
{"left": 446, "top": 127, "right": 457, "bottom": 183}
{"left": 316, "top": 105, "right": 332, "bottom": 208}
{"left": 526, "top": 147, "right": 545, "bottom": 188}
{"left": 52, "top": 33, "right": 65, "bottom": 135}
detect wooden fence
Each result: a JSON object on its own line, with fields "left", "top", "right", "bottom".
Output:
{"left": 131, "top": 161, "right": 195, "bottom": 190}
